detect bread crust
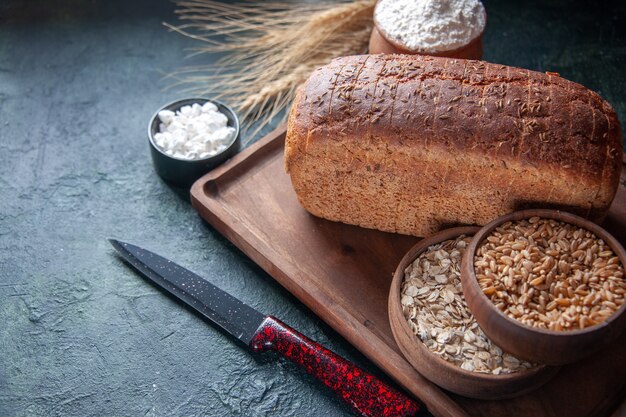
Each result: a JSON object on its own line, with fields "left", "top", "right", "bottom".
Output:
{"left": 285, "top": 54, "right": 622, "bottom": 237}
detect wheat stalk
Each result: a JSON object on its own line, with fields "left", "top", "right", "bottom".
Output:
{"left": 166, "top": 0, "right": 375, "bottom": 143}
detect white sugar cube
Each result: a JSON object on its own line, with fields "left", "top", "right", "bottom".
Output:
{"left": 157, "top": 110, "right": 175, "bottom": 124}
{"left": 179, "top": 105, "right": 193, "bottom": 116}
{"left": 201, "top": 101, "right": 218, "bottom": 113}
{"left": 191, "top": 103, "right": 202, "bottom": 116}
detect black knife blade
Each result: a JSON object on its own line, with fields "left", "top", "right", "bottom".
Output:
{"left": 109, "top": 239, "right": 427, "bottom": 417}
{"left": 109, "top": 239, "right": 264, "bottom": 345}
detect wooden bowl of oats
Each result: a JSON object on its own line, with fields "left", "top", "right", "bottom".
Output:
{"left": 389, "top": 226, "right": 557, "bottom": 399}
{"left": 461, "top": 209, "right": 626, "bottom": 366}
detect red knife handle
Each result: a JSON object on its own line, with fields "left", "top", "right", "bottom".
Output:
{"left": 249, "top": 316, "right": 423, "bottom": 417}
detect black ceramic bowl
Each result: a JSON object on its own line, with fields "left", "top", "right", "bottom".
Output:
{"left": 148, "top": 97, "right": 240, "bottom": 187}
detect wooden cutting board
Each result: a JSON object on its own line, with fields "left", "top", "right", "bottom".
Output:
{"left": 191, "top": 126, "right": 626, "bottom": 417}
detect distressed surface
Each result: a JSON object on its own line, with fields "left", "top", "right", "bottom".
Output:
{"left": 0, "top": 0, "right": 624, "bottom": 416}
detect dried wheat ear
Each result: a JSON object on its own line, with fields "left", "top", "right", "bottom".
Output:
{"left": 166, "top": 0, "right": 376, "bottom": 142}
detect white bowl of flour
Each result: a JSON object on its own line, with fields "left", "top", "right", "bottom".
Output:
{"left": 370, "top": 0, "right": 486, "bottom": 59}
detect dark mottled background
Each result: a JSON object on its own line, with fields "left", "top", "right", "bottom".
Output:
{"left": 0, "top": 0, "right": 624, "bottom": 416}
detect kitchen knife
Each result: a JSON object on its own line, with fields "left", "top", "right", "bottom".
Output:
{"left": 109, "top": 239, "right": 427, "bottom": 417}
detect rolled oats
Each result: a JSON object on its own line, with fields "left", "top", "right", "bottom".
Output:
{"left": 401, "top": 235, "right": 535, "bottom": 374}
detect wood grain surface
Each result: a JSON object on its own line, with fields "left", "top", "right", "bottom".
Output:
{"left": 191, "top": 127, "right": 626, "bottom": 417}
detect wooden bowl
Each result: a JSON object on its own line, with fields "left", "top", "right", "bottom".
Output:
{"left": 389, "top": 227, "right": 557, "bottom": 399}
{"left": 461, "top": 209, "right": 626, "bottom": 366}
{"left": 369, "top": 26, "right": 484, "bottom": 59}
{"left": 368, "top": 0, "right": 485, "bottom": 60}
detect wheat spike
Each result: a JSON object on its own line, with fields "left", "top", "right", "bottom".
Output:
{"left": 165, "top": 0, "right": 375, "bottom": 143}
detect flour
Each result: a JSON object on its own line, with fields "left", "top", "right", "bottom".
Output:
{"left": 375, "top": 0, "right": 486, "bottom": 52}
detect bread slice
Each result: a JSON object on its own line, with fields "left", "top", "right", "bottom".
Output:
{"left": 285, "top": 54, "right": 622, "bottom": 237}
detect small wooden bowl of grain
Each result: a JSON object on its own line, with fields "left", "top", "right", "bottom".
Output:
{"left": 461, "top": 209, "right": 626, "bottom": 366}
{"left": 389, "top": 226, "right": 557, "bottom": 399}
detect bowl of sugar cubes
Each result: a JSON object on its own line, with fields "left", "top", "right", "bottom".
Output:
{"left": 148, "top": 98, "right": 240, "bottom": 187}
